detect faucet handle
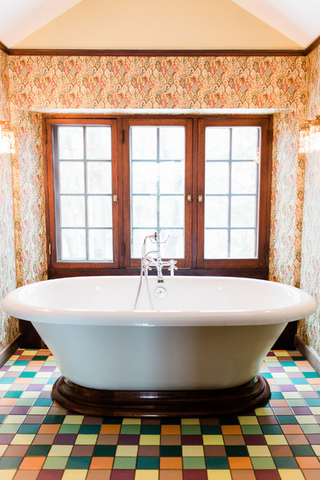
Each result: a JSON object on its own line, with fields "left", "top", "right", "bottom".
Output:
{"left": 168, "top": 259, "right": 178, "bottom": 276}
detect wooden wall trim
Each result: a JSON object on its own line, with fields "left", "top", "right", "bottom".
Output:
{"left": 0, "top": 334, "right": 22, "bottom": 368}
{"left": 295, "top": 334, "right": 320, "bottom": 375}
{"left": 0, "top": 41, "right": 10, "bottom": 55}
{"left": 305, "top": 35, "right": 320, "bottom": 56}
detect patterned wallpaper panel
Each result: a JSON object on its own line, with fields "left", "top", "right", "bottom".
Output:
{"left": 0, "top": 51, "right": 19, "bottom": 351}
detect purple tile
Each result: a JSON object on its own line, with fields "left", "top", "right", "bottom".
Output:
{"left": 0, "top": 434, "right": 15, "bottom": 444}
{"left": 0, "top": 366, "right": 10, "bottom": 371}
{"left": 39, "top": 392, "right": 52, "bottom": 399}
{"left": 181, "top": 435, "right": 203, "bottom": 445}
{"left": 111, "top": 471, "right": 135, "bottom": 480}
{"left": 53, "top": 434, "right": 77, "bottom": 445}
{"left": 3, "top": 372, "right": 19, "bottom": 378}
{"left": 37, "top": 470, "right": 64, "bottom": 480}
{"left": 26, "top": 384, "right": 43, "bottom": 391}
{"left": 267, "top": 352, "right": 276, "bottom": 356}
{"left": 287, "top": 373, "right": 305, "bottom": 378}
{"left": 291, "top": 407, "right": 312, "bottom": 415}
{"left": 244, "top": 435, "right": 267, "bottom": 445}
{"left": 269, "top": 367, "right": 285, "bottom": 372}
{"left": 118, "top": 434, "right": 140, "bottom": 445}
{"left": 300, "top": 392, "right": 320, "bottom": 398}
{"left": 278, "top": 385, "right": 297, "bottom": 392}
{"left": 10, "top": 407, "right": 30, "bottom": 415}
{"left": 255, "top": 470, "right": 281, "bottom": 480}
{"left": 306, "top": 435, "right": 320, "bottom": 444}
{"left": 39, "top": 367, "right": 56, "bottom": 372}
{"left": 24, "top": 416, "right": 44, "bottom": 424}
{"left": 184, "top": 470, "right": 207, "bottom": 480}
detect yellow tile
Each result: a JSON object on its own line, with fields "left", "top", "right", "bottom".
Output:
{"left": 255, "top": 407, "right": 274, "bottom": 416}
{"left": 139, "top": 434, "right": 160, "bottom": 446}
{"left": 9, "top": 356, "right": 19, "bottom": 361}
{"left": 8, "top": 366, "right": 25, "bottom": 372}
{"left": 0, "top": 470, "right": 17, "bottom": 480}
{"left": 283, "top": 367, "right": 300, "bottom": 372}
{"left": 48, "top": 445, "right": 73, "bottom": 457}
{"left": 62, "top": 471, "right": 87, "bottom": 480}
{"left": 28, "top": 407, "right": 50, "bottom": 415}
{"left": 247, "top": 445, "right": 271, "bottom": 457}
{"left": 63, "top": 415, "right": 84, "bottom": 424}
{"left": 3, "top": 415, "right": 26, "bottom": 424}
{"left": 181, "top": 418, "right": 200, "bottom": 425}
{"left": 296, "top": 415, "right": 318, "bottom": 424}
{"left": 274, "top": 351, "right": 290, "bottom": 356}
{"left": 122, "top": 418, "right": 141, "bottom": 425}
{"left": 116, "top": 445, "right": 138, "bottom": 457}
{"left": 265, "top": 435, "right": 288, "bottom": 446}
{"left": 203, "top": 435, "right": 224, "bottom": 445}
{"left": 278, "top": 470, "right": 305, "bottom": 480}
{"left": 182, "top": 445, "right": 204, "bottom": 457}
{"left": 238, "top": 416, "right": 259, "bottom": 425}
{"left": 207, "top": 470, "right": 232, "bottom": 480}
{"left": 0, "top": 445, "right": 8, "bottom": 456}
{"left": 295, "top": 385, "right": 314, "bottom": 391}
{"left": 135, "top": 470, "right": 159, "bottom": 480}
{"left": 310, "top": 407, "right": 320, "bottom": 415}
{"left": 75, "top": 434, "right": 98, "bottom": 445}
{"left": 312, "top": 445, "right": 320, "bottom": 455}
{"left": 21, "top": 350, "right": 38, "bottom": 356}
{"left": 11, "top": 434, "right": 35, "bottom": 445}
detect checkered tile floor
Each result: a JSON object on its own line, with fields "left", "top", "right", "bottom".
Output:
{"left": 1, "top": 349, "right": 320, "bottom": 479}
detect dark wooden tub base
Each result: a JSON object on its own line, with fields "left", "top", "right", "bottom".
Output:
{"left": 52, "top": 374, "right": 270, "bottom": 417}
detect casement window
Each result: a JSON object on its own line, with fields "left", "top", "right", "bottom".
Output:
{"left": 45, "top": 115, "right": 272, "bottom": 278}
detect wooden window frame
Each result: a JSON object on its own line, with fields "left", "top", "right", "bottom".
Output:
{"left": 44, "top": 114, "right": 272, "bottom": 279}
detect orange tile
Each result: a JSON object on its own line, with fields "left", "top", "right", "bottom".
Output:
{"left": 228, "top": 457, "right": 253, "bottom": 469}
{"left": 296, "top": 457, "right": 320, "bottom": 469}
{"left": 221, "top": 425, "right": 242, "bottom": 435}
{"left": 14, "top": 378, "right": 32, "bottom": 384}
{"left": 90, "top": 457, "right": 114, "bottom": 469}
{"left": 306, "top": 378, "right": 320, "bottom": 384}
{"left": 231, "top": 471, "right": 256, "bottom": 480}
{"left": 159, "top": 471, "right": 183, "bottom": 480}
{"left": 161, "top": 425, "right": 181, "bottom": 435}
{"left": 267, "top": 379, "right": 276, "bottom": 385}
{"left": 87, "top": 471, "right": 111, "bottom": 480}
{"left": 281, "top": 425, "right": 303, "bottom": 435}
{"left": 29, "top": 361, "right": 45, "bottom": 366}
{"left": 296, "top": 361, "right": 311, "bottom": 366}
{"left": 160, "top": 457, "right": 183, "bottom": 469}
{"left": 100, "top": 424, "right": 121, "bottom": 434}
{"left": 19, "top": 456, "right": 46, "bottom": 470}
{"left": 0, "top": 398, "right": 17, "bottom": 406}
{"left": 269, "top": 400, "right": 289, "bottom": 407}
{"left": 13, "top": 471, "right": 40, "bottom": 480}
{"left": 38, "top": 424, "right": 60, "bottom": 435}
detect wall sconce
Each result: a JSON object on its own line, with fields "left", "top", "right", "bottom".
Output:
{"left": 0, "top": 121, "right": 15, "bottom": 154}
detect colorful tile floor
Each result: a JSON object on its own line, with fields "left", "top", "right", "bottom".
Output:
{"left": 1, "top": 349, "right": 320, "bottom": 480}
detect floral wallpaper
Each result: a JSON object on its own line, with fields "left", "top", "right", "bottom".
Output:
{"left": 0, "top": 50, "right": 313, "bottom": 353}
{"left": 298, "top": 44, "right": 320, "bottom": 354}
{"left": 0, "top": 51, "right": 19, "bottom": 351}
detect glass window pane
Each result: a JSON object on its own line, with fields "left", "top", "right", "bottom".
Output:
{"left": 60, "top": 196, "right": 85, "bottom": 227}
{"left": 231, "top": 196, "right": 256, "bottom": 228}
{"left": 204, "top": 230, "right": 228, "bottom": 259}
{"left": 230, "top": 229, "right": 256, "bottom": 258}
{"left": 88, "top": 229, "right": 113, "bottom": 261}
{"left": 132, "top": 195, "right": 157, "bottom": 228}
{"left": 159, "top": 127, "right": 185, "bottom": 160}
{"left": 86, "top": 127, "right": 112, "bottom": 159}
{"left": 131, "top": 127, "right": 157, "bottom": 160}
{"left": 232, "top": 127, "right": 259, "bottom": 160}
{"left": 159, "top": 161, "right": 184, "bottom": 194}
{"left": 131, "top": 162, "right": 158, "bottom": 194}
{"left": 231, "top": 162, "right": 258, "bottom": 194}
{"left": 205, "top": 128, "right": 230, "bottom": 160}
{"left": 205, "top": 162, "right": 229, "bottom": 194}
{"left": 131, "top": 228, "right": 156, "bottom": 258}
{"left": 205, "top": 196, "right": 229, "bottom": 228}
{"left": 88, "top": 196, "right": 112, "bottom": 227}
{"left": 160, "top": 196, "right": 184, "bottom": 228}
{"left": 159, "top": 229, "right": 184, "bottom": 259}
{"left": 59, "top": 162, "right": 84, "bottom": 194}
{"left": 58, "top": 127, "right": 84, "bottom": 159}
{"left": 61, "top": 229, "right": 86, "bottom": 260}
{"left": 87, "top": 162, "right": 112, "bottom": 194}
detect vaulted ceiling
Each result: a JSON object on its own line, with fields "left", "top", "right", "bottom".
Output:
{"left": 0, "top": 0, "right": 319, "bottom": 51}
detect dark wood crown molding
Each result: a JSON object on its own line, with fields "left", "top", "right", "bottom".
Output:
{"left": 1, "top": 35, "right": 320, "bottom": 57}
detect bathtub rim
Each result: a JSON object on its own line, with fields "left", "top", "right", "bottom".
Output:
{"left": 3, "top": 275, "right": 317, "bottom": 327}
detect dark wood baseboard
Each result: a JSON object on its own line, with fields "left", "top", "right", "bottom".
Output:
{"left": 0, "top": 334, "right": 22, "bottom": 368}
{"left": 52, "top": 374, "right": 270, "bottom": 417}
{"left": 295, "top": 334, "right": 320, "bottom": 375}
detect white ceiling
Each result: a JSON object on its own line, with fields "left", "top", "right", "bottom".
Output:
{"left": 0, "top": 0, "right": 319, "bottom": 50}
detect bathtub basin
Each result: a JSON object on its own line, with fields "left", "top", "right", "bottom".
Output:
{"left": 3, "top": 276, "right": 316, "bottom": 417}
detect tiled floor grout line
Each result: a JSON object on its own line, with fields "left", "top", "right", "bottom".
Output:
{"left": 0, "top": 349, "right": 320, "bottom": 479}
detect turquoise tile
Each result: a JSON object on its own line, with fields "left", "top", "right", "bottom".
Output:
{"left": 262, "top": 373, "right": 273, "bottom": 379}
{"left": 274, "top": 457, "right": 299, "bottom": 469}
{"left": 3, "top": 391, "right": 23, "bottom": 398}
{"left": 13, "top": 361, "right": 29, "bottom": 366}
{"left": 17, "top": 424, "right": 41, "bottom": 434}
{"left": 291, "top": 378, "right": 309, "bottom": 385}
{"left": 206, "top": 457, "right": 229, "bottom": 469}
{"left": 201, "top": 425, "right": 222, "bottom": 435}
{"left": 0, "top": 457, "right": 23, "bottom": 468}
{"left": 93, "top": 445, "right": 117, "bottom": 457}
{"left": 19, "top": 372, "right": 36, "bottom": 378}
{"left": 43, "top": 415, "right": 65, "bottom": 424}
{"left": 34, "top": 399, "right": 53, "bottom": 407}
{"left": 26, "top": 445, "right": 51, "bottom": 456}
{"left": 291, "top": 445, "right": 315, "bottom": 456}
{"left": 66, "top": 457, "right": 91, "bottom": 469}
{"left": 136, "top": 457, "right": 159, "bottom": 469}
{"left": 261, "top": 425, "right": 283, "bottom": 435}
{"left": 305, "top": 399, "right": 320, "bottom": 407}
{"left": 140, "top": 425, "right": 161, "bottom": 435}
{"left": 79, "top": 425, "right": 101, "bottom": 435}
{"left": 304, "top": 372, "right": 320, "bottom": 378}
{"left": 276, "top": 416, "right": 298, "bottom": 425}
{"left": 270, "top": 392, "right": 284, "bottom": 399}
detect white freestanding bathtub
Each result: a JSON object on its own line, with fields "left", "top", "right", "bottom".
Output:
{"left": 3, "top": 276, "right": 316, "bottom": 417}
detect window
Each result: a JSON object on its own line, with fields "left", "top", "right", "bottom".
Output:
{"left": 45, "top": 116, "right": 272, "bottom": 278}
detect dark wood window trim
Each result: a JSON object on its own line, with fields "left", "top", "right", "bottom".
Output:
{"left": 44, "top": 114, "right": 273, "bottom": 280}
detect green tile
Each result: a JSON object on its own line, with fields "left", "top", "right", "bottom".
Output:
{"left": 18, "top": 424, "right": 40, "bottom": 434}
{"left": 43, "top": 415, "right": 65, "bottom": 424}
{"left": 43, "top": 457, "right": 69, "bottom": 469}
{"left": 301, "top": 425, "right": 320, "bottom": 434}
{"left": 183, "top": 457, "right": 206, "bottom": 469}
{"left": 261, "top": 425, "right": 283, "bottom": 435}
{"left": 26, "top": 444, "right": 51, "bottom": 456}
{"left": 290, "top": 445, "right": 315, "bottom": 456}
{"left": 160, "top": 446, "right": 182, "bottom": 457}
{"left": 287, "top": 400, "right": 306, "bottom": 407}
{"left": 140, "top": 425, "right": 161, "bottom": 435}
{"left": 120, "top": 425, "right": 140, "bottom": 435}
{"left": 79, "top": 425, "right": 101, "bottom": 435}
{"left": 276, "top": 416, "right": 298, "bottom": 425}
{"left": 274, "top": 457, "right": 299, "bottom": 469}
{"left": 225, "top": 446, "right": 249, "bottom": 457}
{"left": 0, "top": 457, "right": 23, "bottom": 468}
{"left": 59, "top": 424, "right": 81, "bottom": 434}
{"left": 66, "top": 457, "right": 91, "bottom": 469}
{"left": 241, "top": 425, "right": 262, "bottom": 435}
{"left": 251, "top": 457, "right": 276, "bottom": 469}
{"left": 206, "top": 457, "right": 229, "bottom": 469}
{"left": 34, "top": 356, "right": 49, "bottom": 361}
{"left": 201, "top": 426, "right": 222, "bottom": 435}
{"left": 0, "top": 424, "right": 20, "bottom": 434}
{"left": 136, "top": 457, "right": 159, "bottom": 469}
{"left": 113, "top": 457, "right": 137, "bottom": 469}
{"left": 93, "top": 445, "right": 117, "bottom": 457}
{"left": 15, "top": 399, "right": 35, "bottom": 406}
{"left": 181, "top": 425, "right": 201, "bottom": 435}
